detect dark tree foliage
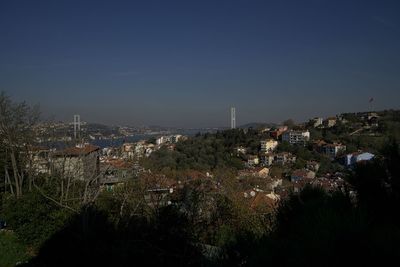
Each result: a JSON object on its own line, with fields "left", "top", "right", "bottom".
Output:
{"left": 223, "top": 140, "right": 400, "bottom": 267}
{"left": 2, "top": 190, "right": 71, "bottom": 248}
{"left": 277, "top": 141, "right": 292, "bottom": 153}
{"left": 24, "top": 206, "right": 203, "bottom": 267}
{"left": 349, "top": 139, "right": 400, "bottom": 222}
{"left": 226, "top": 185, "right": 400, "bottom": 267}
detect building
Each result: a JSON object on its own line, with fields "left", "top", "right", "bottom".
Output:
{"left": 121, "top": 143, "right": 135, "bottom": 159}
{"left": 156, "top": 136, "right": 166, "bottom": 145}
{"left": 122, "top": 142, "right": 149, "bottom": 159}
{"left": 141, "top": 174, "right": 176, "bottom": 207}
{"left": 144, "top": 144, "right": 155, "bottom": 157}
{"left": 260, "top": 139, "right": 278, "bottom": 153}
{"left": 306, "top": 161, "right": 320, "bottom": 172}
{"left": 367, "top": 113, "right": 379, "bottom": 127}
{"left": 261, "top": 154, "right": 275, "bottom": 166}
{"left": 236, "top": 146, "right": 247, "bottom": 155}
{"left": 267, "top": 178, "right": 283, "bottom": 191}
{"left": 322, "top": 143, "right": 346, "bottom": 158}
{"left": 247, "top": 155, "right": 260, "bottom": 166}
{"left": 274, "top": 152, "right": 296, "bottom": 165}
{"left": 238, "top": 167, "right": 270, "bottom": 178}
{"left": 100, "top": 159, "right": 134, "bottom": 191}
{"left": 102, "top": 147, "right": 118, "bottom": 158}
{"left": 367, "top": 112, "right": 379, "bottom": 120}
{"left": 323, "top": 117, "right": 337, "bottom": 128}
{"left": 310, "top": 117, "right": 323, "bottom": 127}
{"left": 291, "top": 169, "right": 316, "bottom": 182}
{"left": 342, "top": 152, "right": 375, "bottom": 167}
{"left": 102, "top": 159, "right": 134, "bottom": 180}
{"left": 249, "top": 192, "right": 279, "bottom": 212}
{"left": 312, "top": 140, "right": 328, "bottom": 152}
{"left": 260, "top": 127, "right": 271, "bottom": 133}
{"left": 269, "top": 126, "right": 288, "bottom": 139}
{"left": 171, "top": 134, "right": 183, "bottom": 143}
{"left": 52, "top": 144, "right": 100, "bottom": 181}
{"left": 313, "top": 140, "right": 346, "bottom": 158}
{"left": 26, "top": 146, "right": 52, "bottom": 175}
{"left": 282, "top": 130, "right": 310, "bottom": 146}
{"left": 156, "top": 135, "right": 185, "bottom": 145}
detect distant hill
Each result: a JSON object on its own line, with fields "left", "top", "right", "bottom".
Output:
{"left": 238, "top": 122, "right": 277, "bottom": 130}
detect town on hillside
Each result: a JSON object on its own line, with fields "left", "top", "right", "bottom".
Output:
{"left": 2, "top": 1, "right": 400, "bottom": 265}
{"left": 22, "top": 109, "right": 396, "bottom": 214}
{"left": 1, "top": 96, "right": 400, "bottom": 266}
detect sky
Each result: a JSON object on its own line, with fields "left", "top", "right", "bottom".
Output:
{"left": 1, "top": 0, "right": 400, "bottom": 128}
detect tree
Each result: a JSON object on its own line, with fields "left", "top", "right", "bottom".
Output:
{"left": 2, "top": 189, "right": 71, "bottom": 249}
{"left": 283, "top": 119, "right": 295, "bottom": 128}
{"left": 0, "top": 92, "right": 40, "bottom": 198}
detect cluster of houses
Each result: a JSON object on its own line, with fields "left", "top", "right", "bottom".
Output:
{"left": 156, "top": 134, "right": 185, "bottom": 145}
{"left": 26, "top": 112, "right": 381, "bottom": 214}
{"left": 241, "top": 120, "right": 376, "bottom": 170}
{"left": 121, "top": 141, "right": 155, "bottom": 159}
{"left": 28, "top": 133, "right": 188, "bottom": 183}
{"left": 27, "top": 132, "right": 196, "bottom": 196}
{"left": 311, "top": 112, "right": 380, "bottom": 129}
{"left": 310, "top": 117, "right": 338, "bottom": 128}
{"left": 231, "top": 117, "right": 378, "bottom": 208}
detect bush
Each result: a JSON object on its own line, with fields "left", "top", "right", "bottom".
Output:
{"left": 27, "top": 206, "right": 203, "bottom": 267}
{"left": 0, "top": 231, "right": 31, "bottom": 267}
{"left": 2, "top": 191, "right": 71, "bottom": 249}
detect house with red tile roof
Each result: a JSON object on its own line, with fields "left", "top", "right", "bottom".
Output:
{"left": 52, "top": 144, "right": 100, "bottom": 181}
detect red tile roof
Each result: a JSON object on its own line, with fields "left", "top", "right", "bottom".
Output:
{"left": 292, "top": 169, "right": 312, "bottom": 178}
{"left": 54, "top": 144, "right": 100, "bottom": 157}
{"left": 103, "top": 159, "right": 133, "bottom": 169}
{"left": 250, "top": 193, "right": 277, "bottom": 210}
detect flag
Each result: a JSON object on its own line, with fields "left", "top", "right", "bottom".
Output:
{"left": 369, "top": 97, "right": 374, "bottom": 103}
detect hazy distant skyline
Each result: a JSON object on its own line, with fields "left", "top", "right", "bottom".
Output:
{"left": 1, "top": 0, "right": 400, "bottom": 127}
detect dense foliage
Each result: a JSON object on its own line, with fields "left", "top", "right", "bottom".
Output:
{"left": 0, "top": 231, "right": 31, "bottom": 267}
{"left": 1, "top": 191, "right": 71, "bottom": 248}
{"left": 141, "top": 129, "right": 270, "bottom": 172}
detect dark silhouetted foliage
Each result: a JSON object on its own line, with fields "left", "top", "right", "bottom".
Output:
{"left": 24, "top": 206, "right": 203, "bottom": 267}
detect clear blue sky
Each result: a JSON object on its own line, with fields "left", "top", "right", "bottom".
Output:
{"left": 1, "top": 0, "right": 399, "bottom": 127}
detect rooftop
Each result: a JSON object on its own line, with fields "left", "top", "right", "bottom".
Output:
{"left": 53, "top": 144, "right": 100, "bottom": 157}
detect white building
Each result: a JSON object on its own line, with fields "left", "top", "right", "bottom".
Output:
{"left": 121, "top": 143, "right": 135, "bottom": 159}
{"left": 156, "top": 136, "right": 167, "bottom": 145}
{"left": 260, "top": 139, "right": 278, "bottom": 153}
{"left": 236, "top": 146, "right": 247, "bottom": 155}
{"left": 156, "top": 135, "right": 184, "bottom": 145}
{"left": 311, "top": 117, "right": 323, "bottom": 127}
{"left": 247, "top": 155, "right": 260, "bottom": 166}
{"left": 342, "top": 152, "right": 375, "bottom": 167}
{"left": 282, "top": 130, "right": 310, "bottom": 146}
{"left": 323, "top": 117, "right": 337, "bottom": 128}
{"left": 171, "top": 134, "right": 183, "bottom": 143}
